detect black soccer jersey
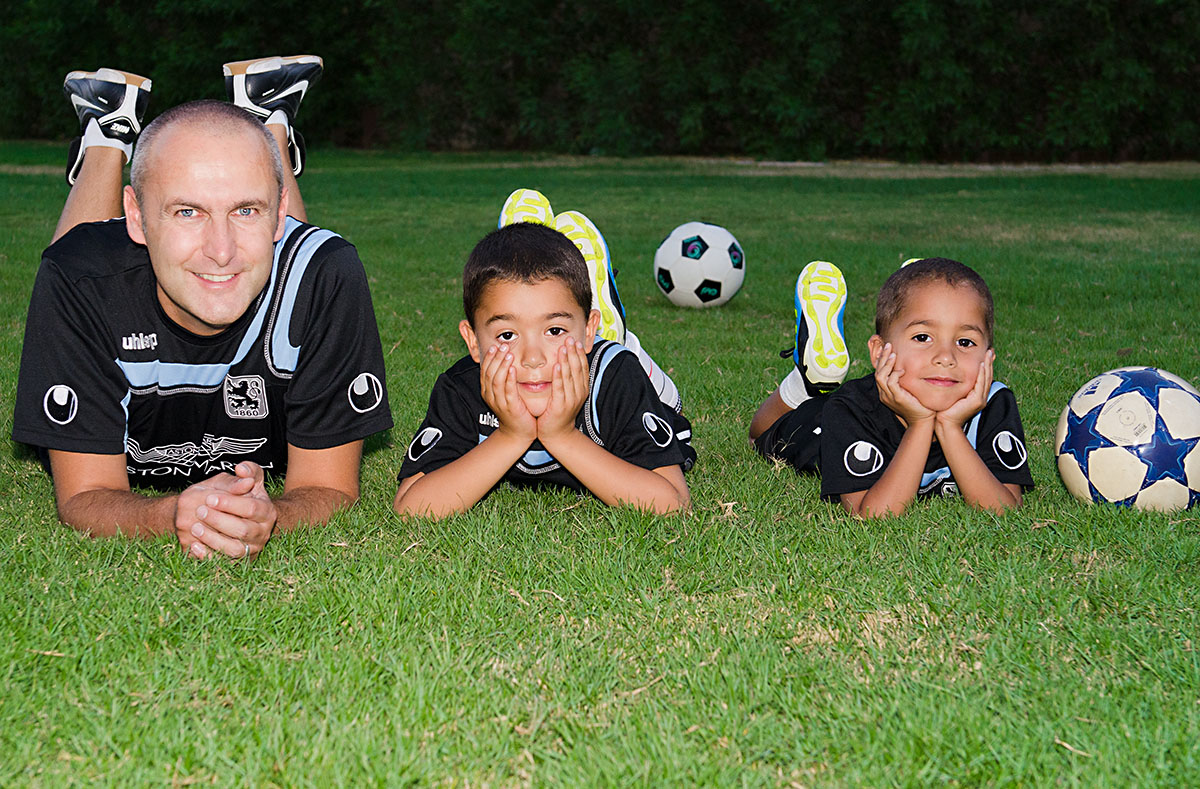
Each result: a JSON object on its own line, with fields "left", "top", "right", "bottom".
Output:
{"left": 13, "top": 217, "right": 393, "bottom": 489}
{"left": 819, "top": 373, "right": 1034, "bottom": 500}
{"left": 399, "top": 339, "right": 695, "bottom": 495}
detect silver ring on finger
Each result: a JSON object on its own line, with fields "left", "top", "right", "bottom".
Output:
{"left": 239, "top": 539, "right": 249, "bottom": 558}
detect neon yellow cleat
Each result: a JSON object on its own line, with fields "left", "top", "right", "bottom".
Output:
{"left": 794, "top": 260, "right": 849, "bottom": 396}
{"left": 553, "top": 210, "right": 626, "bottom": 344}
{"left": 498, "top": 188, "right": 555, "bottom": 228}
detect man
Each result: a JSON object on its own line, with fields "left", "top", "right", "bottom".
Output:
{"left": 13, "top": 57, "right": 393, "bottom": 559}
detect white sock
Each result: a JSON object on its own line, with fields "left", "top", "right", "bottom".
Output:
{"left": 778, "top": 367, "right": 811, "bottom": 409}
{"left": 265, "top": 109, "right": 291, "bottom": 131}
{"left": 623, "top": 330, "right": 682, "bottom": 412}
{"left": 82, "top": 117, "right": 132, "bottom": 164}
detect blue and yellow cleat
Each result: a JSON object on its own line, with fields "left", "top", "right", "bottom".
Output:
{"left": 793, "top": 260, "right": 849, "bottom": 396}
{"left": 553, "top": 210, "right": 626, "bottom": 345}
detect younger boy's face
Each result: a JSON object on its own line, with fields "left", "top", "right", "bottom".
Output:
{"left": 868, "top": 280, "right": 991, "bottom": 414}
{"left": 460, "top": 278, "right": 601, "bottom": 417}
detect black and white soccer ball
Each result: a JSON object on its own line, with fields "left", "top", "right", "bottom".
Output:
{"left": 1056, "top": 366, "right": 1200, "bottom": 511}
{"left": 653, "top": 222, "right": 745, "bottom": 308}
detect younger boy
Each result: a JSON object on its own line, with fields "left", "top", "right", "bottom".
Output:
{"left": 749, "top": 258, "right": 1033, "bottom": 516}
{"left": 394, "top": 222, "right": 694, "bottom": 518}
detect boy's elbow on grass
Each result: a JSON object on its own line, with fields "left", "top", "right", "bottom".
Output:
{"left": 861, "top": 503, "right": 907, "bottom": 519}
{"left": 1008, "top": 486, "right": 1024, "bottom": 509}
{"left": 841, "top": 489, "right": 909, "bottom": 519}
{"left": 978, "top": 484, "right": 1024, "bottom": 514}
{"left": 846, "top": 502, "right": 903, "bottom": 519}
{"left": 394, "top": 472, "right": 490, "bottom": 519}
{"left": 393, "top": 473, "right": 452, "bottom": 519}
{"left": 393, "top": 492, "right": 460, "bottom": 520}
{"left": 392, "top": 492, "right": 417, "bottom": 518}
{"left": 392, "top": 474, "right": 417, "bottom": 516}
{"left": 657, "top": 487, "right": 690, "bottom": 515}
{"left": 649, "top": 466, "right": 690, "bottom": 514}
{"left": 592, "top": 465, "right": 690, "bottom": 514}
{"left": 618, "top": 488, "right": 688, "bottom": 515}
{"left": 1003, "top": 483, "right": 1024, "bottom": 510}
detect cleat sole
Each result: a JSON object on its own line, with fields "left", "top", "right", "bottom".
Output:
{"left": 795, "top": 260, "right": 849, "bottom": 387}
{"left": 498, "top": 188, "right": 554, "bottom": 228}
{"left": 554, "top": 210, "right": 625, "bottom": 344}
{"left": 222, "top": 55, "right": 323, "bottom": 77}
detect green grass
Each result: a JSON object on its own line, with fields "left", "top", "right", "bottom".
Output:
{"left": 2, "top": 145, "right": 1200, "bottom": 785}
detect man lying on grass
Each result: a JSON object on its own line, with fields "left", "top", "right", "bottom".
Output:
{"left": 749, "top": 257, "right": 1034, "bottom": 516}
{"left": 12, "top": 58, "right": 392, "bottom": 558}
{"left": 394, "top": 222, "right": 693, "bottom": 517}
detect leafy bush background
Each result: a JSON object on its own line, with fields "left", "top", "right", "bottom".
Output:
{"left": 4, "top": 0, "right": 1197, "bottom": 160}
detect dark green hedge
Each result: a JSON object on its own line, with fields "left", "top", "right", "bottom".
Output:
{"left": 4, "top": 0, "right": 1198, "bottom": 160}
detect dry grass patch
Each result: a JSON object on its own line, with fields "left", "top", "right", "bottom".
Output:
{"left": 788, "top": 602, "right": 995, "bottom": 685}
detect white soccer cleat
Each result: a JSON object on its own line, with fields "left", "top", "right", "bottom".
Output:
{"left": 498, "top": 188, "right": 555, "bottom": 228}
{"left": 793, "top": 260, "right": 849, "bottom": 396}
{"left": 224, "top": 55, "right": 323, "bottom": 176}
{"left": 554, "top": 210, "right": 626, "bottom": 345}
{"left": 62, "top": 68, "right": 151, "bottom": 184}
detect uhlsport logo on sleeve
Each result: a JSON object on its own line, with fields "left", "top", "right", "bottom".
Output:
{"left": 43, "top": 384, "right": 79, "bottom": 425}
{"left": 844, "top": 440, "right": 884, "bottom": 476}
{"left": 992, "top": 430, "right": 1028, "bottom": 470}
{"left": 642, "top": 412, "right": 674, "bottom": 447}
{"left": 407, "top": 427, "right": 442, "bottom": 461}
{"left": 224, "top": 375, "right": 268, "bottom": 419}
{"left": 348, "top": 372, "right": 384, "bottom": 413}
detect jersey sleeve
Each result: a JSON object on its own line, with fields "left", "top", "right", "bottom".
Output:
{"left": 589, "top": 347, "right": 687, "bottom": 471}
{"left": 281, "top": 238, "right": 394, "bottom": 449}
{"left": 971, "top": 385, "right": 1036, "bottom": 490}
{"left": 12, "top": 257, "right": 129, "bottom": 454}
{"left": 818, "top": 389, "right": 891, "bottom": 500}
{"left": 397, "top": 370, "right": 482, "bottom": 481}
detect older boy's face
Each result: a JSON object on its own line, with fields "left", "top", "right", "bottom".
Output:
{"left": 460, "top": 278, "right": 600, "bottom": 417}
{"left": 869, "top": 281, "right": 991, "bottom": 414}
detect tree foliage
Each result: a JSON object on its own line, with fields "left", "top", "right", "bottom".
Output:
{"left": 4, "top": 0, "right": 1197, "bottom": 160}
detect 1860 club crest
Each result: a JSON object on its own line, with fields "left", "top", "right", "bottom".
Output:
{"left": 224, "top": 375, "right": 268, "bottom": 419}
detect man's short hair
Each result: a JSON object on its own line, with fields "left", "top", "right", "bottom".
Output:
{"left": 130, "top": 99, "right": 283, "bottom": 202}
{"left": 462, "top": 223, "right": 592, "bottom": 325}
{"left": 875, "top": 257, "right": 995, "bottom": 345}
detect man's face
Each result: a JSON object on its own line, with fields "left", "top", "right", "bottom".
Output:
{"left": 869, "top": 280, "right": 991, "bottom": 414}
{"left": 460, "top": 278, "right": 600, "bottom": 418}
{"left": 124, "top": 122, "right": 287, "bottom": 336}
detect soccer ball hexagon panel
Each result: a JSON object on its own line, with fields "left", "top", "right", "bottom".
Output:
{"left": 654, "top": 222, "right": 745, "bottom": 308}
{"left": 1056, "top": 366, "right": 1200, "bottom": 511}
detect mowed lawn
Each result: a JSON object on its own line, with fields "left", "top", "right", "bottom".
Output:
{"left": 1, "top": 145, "right": 1199, "bottom": 785}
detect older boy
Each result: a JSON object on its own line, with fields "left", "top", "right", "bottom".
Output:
{"left": 497, "top": 188, "right": 683, "bottom": 412}
{"left": 750, "top": 258, "right": 1033, "bottom": 516}
{"left": 394, "top": 222, "right": 693, "bottom": 518}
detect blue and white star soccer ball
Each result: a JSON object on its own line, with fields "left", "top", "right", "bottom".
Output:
{"left": 1056, "top": 367, "right": 1200, "bottom": 511}
{"left": 654, "top": 222, "right": 745, "bottom": 308}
